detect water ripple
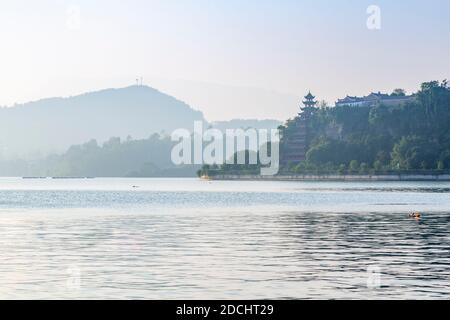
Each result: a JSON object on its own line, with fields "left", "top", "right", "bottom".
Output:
{"left": 0, "top": 178, "right": 449, "bottom": 299}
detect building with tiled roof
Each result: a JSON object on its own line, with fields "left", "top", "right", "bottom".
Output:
{"left": 336, "top": 91, "right": 415, "bottom": 107}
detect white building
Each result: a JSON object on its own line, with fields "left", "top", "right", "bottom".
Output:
{"left": 336, "top": 92, "right": 415, "bottom": 107}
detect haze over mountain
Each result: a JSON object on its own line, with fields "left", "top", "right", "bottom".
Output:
{"left": 147, "top": 78, "right": 301, "bottom": 121}
{"left": 0, "top": 85, "right": 206, "bottom": 158}
{"left": 0, "top": 85, "right": 281, "bottom": 159}
{"left": 211, "top": 119, "right": 282, "bottom": 132}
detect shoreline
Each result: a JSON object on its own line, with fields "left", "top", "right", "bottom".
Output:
{"left": 207, "top": 174, "right": 450, "bottom": 182}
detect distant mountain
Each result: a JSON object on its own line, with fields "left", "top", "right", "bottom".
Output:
{"left": 0, "top": 86, "right": 206, "bottom": 157}
{"left": 0, "top": 85, "right": 284, "bottom": 163}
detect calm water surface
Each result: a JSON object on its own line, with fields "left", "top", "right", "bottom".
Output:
{"left": 0, "top": 178, "right": 449, "bottom": 299}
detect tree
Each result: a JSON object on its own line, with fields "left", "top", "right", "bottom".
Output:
{"left": 375, "top": 151, "right": 390, "bottom": 165}
{"left": 293, "top": 163, "right": 305, "bottom": 174}
{"left": 318, "top": 100, "right": 329, "bottom": 109}
{"left": 338, "top": 164, "right": 346, "bottom": 175}
{"left": 373, "top": 160, "right": 383, "bottom": 172}
{"left": 391, "top": 136, "right": 440, "bottom": 170}
{"left": 440, "top": 151, "right": 450, "bottom": 169}
{"left": 349, "top": 160, "right": 360, "bottom": 173}
{"left": 359, "top": 163, "right": 369, "bottom": 174}
{"left": 306, "top": 139, "right": 352, "bottom": 165}
{"left": 391, "top": 88, "right": 406, "bottom": 96}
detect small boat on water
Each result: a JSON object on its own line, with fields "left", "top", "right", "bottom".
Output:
{"left": 22, "top": 177, "right": 47, "bottom": 179}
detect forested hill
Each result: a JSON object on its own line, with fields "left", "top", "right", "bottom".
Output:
{"left": 200, "top": 80, "right": 450, "bottom": 177}
{"left": 297, "top": 80, "right": 450, "bottom": 172}
{"left": 0, "top": 134, "right": 199, "bottom": 177}
{"left": 0, "top": 85, "right": 206, "bottom": 157}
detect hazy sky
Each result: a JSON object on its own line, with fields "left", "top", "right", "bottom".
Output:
{"left": 0, "top": 0, "right": 449, "bottom": 120}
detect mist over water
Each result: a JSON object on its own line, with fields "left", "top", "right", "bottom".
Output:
{"left": 0, "top": 178, "right": 449, "bottom": 299}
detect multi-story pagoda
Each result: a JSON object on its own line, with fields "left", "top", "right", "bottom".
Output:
{"left": 280, "top": 92, "right": 317, "bottom": 166}
{"left": 303, "top": 91, "right": 317, "bottom": 109}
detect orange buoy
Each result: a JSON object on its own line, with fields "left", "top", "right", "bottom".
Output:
{"left": 409, "top": 212, "right": 421, "bottom": 219}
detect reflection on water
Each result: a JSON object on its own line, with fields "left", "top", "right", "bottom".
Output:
{"left": 0, "top": 178, "right": 449, "bottom": 299}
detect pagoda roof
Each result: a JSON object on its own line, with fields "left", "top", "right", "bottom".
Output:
{"left": 304, "top": 91, "right": 315, "bottom": 100}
